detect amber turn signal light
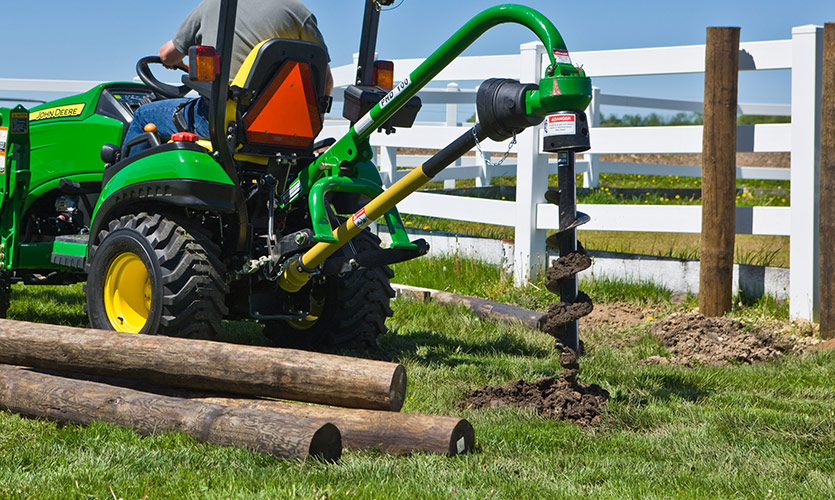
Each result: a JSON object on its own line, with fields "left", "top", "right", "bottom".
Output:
{"left": 188, "top": 45, "right": 220, "bottom": 82}
{"left": 372, "top": 60, "right": 395, "bottom": 90}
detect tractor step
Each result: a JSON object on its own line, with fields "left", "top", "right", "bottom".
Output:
{"left": 50, "top": 234, "right": 89, "bottom": 270}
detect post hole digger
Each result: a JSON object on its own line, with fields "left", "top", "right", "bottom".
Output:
{"left": 0, "top": 0, "right": 593, "bottom": 351}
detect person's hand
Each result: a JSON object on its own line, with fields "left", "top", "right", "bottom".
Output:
{"left": 164, "top": 62, "right": 190, "bottom": 72}
{"left": 159, "top": 40, "right": 188, "bottom": 71}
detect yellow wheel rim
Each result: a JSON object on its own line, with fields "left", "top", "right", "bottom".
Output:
{"left": 103, "top": 252, "right": 152, "bottom": 333}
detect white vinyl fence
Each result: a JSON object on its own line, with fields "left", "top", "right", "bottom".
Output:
{"left": 0, "top": 25, "right": 823, "bottom": 320}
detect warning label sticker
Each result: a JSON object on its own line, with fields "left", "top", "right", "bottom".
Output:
{"left": 354, "top": 113, "right": 375, "bottom": 137}
{"left": 545, "top": 114, "right": 576, "bottom": 136}
{"left": 553, "top": 49, "right": 572, "bottom": 65}
{"left": 0, "top": 127, "right": 6, "bottom": 171}
{"left": 30, "top": 104, "right": 85, "bottom": 122}
{"left": 352, "top": 208, "right": 371, "bottom": 229}
{"left": 10, "top": 112, "right": 28, "bottom": 134}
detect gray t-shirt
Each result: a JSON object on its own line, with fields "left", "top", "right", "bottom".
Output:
{"left": 172, "top": 0, "right": 329, "bottom": 77}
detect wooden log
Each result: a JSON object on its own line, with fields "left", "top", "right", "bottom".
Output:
{"left": 432, "top": 291, "right": 544, "bottom": 330}
{"left": 0, "top": 365, "right": 341, "bottom": 462}
{"left": 191, "top": 396, "right": 475, "bottom": 456}
{"left": 699, "top": 27, "right": 740, "bottom": 317}
{"left": 0, "top": 319, "right": 406, "bottom": 411}
{"left": 820, "top": 23, "right": 835, "bottom": 339}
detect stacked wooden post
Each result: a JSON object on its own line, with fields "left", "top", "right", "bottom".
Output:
{"left": 0, "top": 319, "right": 474, "bottom": 461}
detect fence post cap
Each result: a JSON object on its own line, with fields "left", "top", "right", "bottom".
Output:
{"left": 792, "top": 25, "right": 822, "bottom": 35}
{"left": 520, "top": 41, "right": 544, "bottom": 51}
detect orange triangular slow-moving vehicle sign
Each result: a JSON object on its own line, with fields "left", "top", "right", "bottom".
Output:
{"left": 243, "top": 61, "right": 322, "bottom": 148}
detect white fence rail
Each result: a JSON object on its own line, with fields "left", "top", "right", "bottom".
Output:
{"left": 0, "top": 26, "right": 823, "bottom": 320}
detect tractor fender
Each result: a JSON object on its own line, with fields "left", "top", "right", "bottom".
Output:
{"left": 90, "top": 144, "right": 248, "bottom": 252}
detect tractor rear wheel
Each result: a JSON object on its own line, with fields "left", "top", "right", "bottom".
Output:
{"left": 86, "top": 213, "right": 227, "bottom": 338}
{"left": 263, "top": 229, "right": 395, "bottom": 351}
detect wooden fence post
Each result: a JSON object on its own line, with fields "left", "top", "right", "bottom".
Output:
{"left": 699, "top": 27, "right": 740, "bottom": 317}
{"left": 819, "top": 22, "right": 835, "bottom": 338}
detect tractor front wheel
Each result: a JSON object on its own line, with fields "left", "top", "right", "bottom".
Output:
{"left": 86, "top": 213, "right": 227, "bottom": 338}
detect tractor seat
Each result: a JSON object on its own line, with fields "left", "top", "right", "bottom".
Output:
{"left": 182, "top": 39, "right": 331, "bottom": 159}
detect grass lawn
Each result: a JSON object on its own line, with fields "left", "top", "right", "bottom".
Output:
{"left": 1, "top": 255, "right": 831, "bottom": 499}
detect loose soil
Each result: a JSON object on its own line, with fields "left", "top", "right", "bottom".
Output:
{"left": 544, "top": 252, "right": 592, "bottom": 294}
{"left": 460, "top": 348, "right": 609, "bottom": 427}
{"left": 811, "top": 337, "right": 835, "bottom": 352}
{"left": 583, "top": 302, "right": 654, "bottom": 330}
{"left": 645, "top": 312, "right": 794, "bottom": 366}
{"left": 539, "top": 292, "right": 594, "bottom": 338}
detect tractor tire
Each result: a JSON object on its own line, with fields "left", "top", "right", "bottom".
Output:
{"left": 0, "top": 271, "right": 10, "bottom": 319}
{"left": 86, "top": 213, "right": 228, "bottom": 338}
{"left": 263, "top": 229, "right": 395, "bottom": 351}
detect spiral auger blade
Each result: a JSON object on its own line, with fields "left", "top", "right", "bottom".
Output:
{"left": 536, "top": 111, "right": 593, "bottom": 353}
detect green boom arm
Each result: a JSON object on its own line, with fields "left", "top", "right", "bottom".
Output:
{"left": 277, "top": 4, "right": 592, "bottom": 292}
{"left": 296, "top": 4, "right": 579, "bottom": 190}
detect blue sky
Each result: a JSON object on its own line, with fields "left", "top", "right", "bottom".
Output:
{"left": 2, "top": 0, "right": 833, "bottom": 115}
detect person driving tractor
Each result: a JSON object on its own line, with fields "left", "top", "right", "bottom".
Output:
{"left": 124, "top": 0, "right": 334, "bottom": 155}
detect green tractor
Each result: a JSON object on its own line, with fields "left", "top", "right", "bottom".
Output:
{"left": 0, "top": 0, "right": 592, "bottom": 351}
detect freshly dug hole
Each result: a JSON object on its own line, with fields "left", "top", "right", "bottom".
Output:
{"left": 459, "top": 348, "right": 609, "bottom": 427}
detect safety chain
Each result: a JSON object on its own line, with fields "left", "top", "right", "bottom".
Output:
{"left": 374, "top": 0, "right": 404, "bottom": 12}
{"left": 472, "top": 127, "right": 517, "bottom": 169}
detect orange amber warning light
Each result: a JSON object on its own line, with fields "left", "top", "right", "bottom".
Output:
{"left": 189, "top": 46, "right": 220, "bottom": 82}
{"left": 373, "top": 60, "right": 394, "bottom": 89}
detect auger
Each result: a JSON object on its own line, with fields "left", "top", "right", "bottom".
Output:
{"left": 539, "top": 112, "right": 594, "bottom": 353}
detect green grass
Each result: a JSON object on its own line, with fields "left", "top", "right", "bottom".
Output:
{"left": 391, "top": 253, "right": 682, "bottom": 313}
{"left": 0, "top": 260, "right": 825, "bottom": 499}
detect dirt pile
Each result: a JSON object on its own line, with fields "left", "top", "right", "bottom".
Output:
{"left": 460, "top": 349, "right": 609, "bottom": 427}
{"left": 646, "top": 312, "right": 793, "bottom": 366}
{"left": 582, "top": 302, "right": 653, "bottom": 329}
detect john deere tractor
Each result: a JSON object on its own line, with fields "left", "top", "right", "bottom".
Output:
{"left": 0, "top": 0, "right": 592, "bottom": 350}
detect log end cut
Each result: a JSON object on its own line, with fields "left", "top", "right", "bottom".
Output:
{"left": 389, "top": 364, "right": 407, "bottom": 412}
{"left": 448, "top": 419, "right": 475, "bottom": 456}
{"left": 309, "top": 423, "right": 343, "bottom": 462}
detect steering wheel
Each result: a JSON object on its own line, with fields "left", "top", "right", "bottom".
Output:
{"left": 136, "top": 56, "right": 191, "bottom": 99}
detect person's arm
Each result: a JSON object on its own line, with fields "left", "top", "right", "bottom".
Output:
{"left": 159, "top": 40, "right": 188, "bottom": 70}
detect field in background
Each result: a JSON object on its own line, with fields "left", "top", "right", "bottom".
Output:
{"left": 404, "top": 152, "right": 791, "bottom": 268}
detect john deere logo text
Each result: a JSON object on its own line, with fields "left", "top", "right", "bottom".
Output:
{"left": 30, "top": 104, "right": 85, "bottom": 122}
